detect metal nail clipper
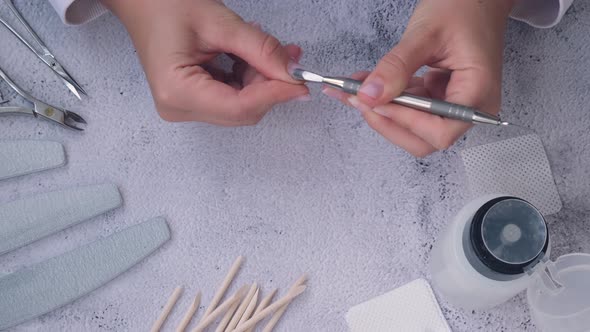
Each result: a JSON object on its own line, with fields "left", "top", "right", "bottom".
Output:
{"left": 0, "top": 0, "right": 87, "bottom": 99}
{"left": 291, "top": 68, "right": 510, "bottom": 126}
{"left": 0, "top": 66, "right": 86, "bottom": 130}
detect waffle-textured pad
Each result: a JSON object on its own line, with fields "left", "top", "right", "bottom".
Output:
{"left": 462, "top": 134, "right": 562, "bottom": 216}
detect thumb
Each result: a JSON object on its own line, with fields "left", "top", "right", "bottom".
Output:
{"left": 223, "top": 20, "right": 298, "bottom": 84}
{"left": 358, "top": 29, "right": 438, "bottom": 107}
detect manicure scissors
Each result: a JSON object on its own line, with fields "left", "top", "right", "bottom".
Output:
{"left": 0, "top": 0, "right": 87, "bottom": 99}
{"left": 0, "top": 66, "right": 86, "bottom": 130}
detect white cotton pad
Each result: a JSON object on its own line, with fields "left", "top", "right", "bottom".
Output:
{"left": 346, "top": 278, "right": 451, "bottom": 332}
{"left": 0, "top": 217, "right": 170, "bottom": 330}
{"left": 0, "top": 140, "right": 66, "bottom": 181}
{"left": 0, "top": 183, "right": 122, "bottom": 255}
{"left": 461, "top": 134, "right": 562, "bottom": 216}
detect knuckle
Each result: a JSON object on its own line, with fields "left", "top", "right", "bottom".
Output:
{"left": 210, "top": 7, "right": 242, "bottom": 28}
{"left": 363, "top": 113, "right": 380, "bottom": 129}
{"left": 380, "top": 51, "right": 410, "bottom": 78}
{"left": 152, "top": 84, "right": 182, "bottom": 122}
{"left": 243, "top": 116, "right": 262, "bottom": 126}
{"left": 229, "top": 107, "right": 257, "bottom": 123}
{"left": 433, "top": 132, "right": 457, "bottom": 151}
{"left": 204, "top": 13, "right": 243, "bottom": 44}
{"left": 406, "top": 18, "right": 438, "bottom": 43}
{"left": 412, "top": 148, "right": 434, "bottom": 158}
{"left": 156, "top": 108, "right": 179, "bottom": 122}
{"left": 152, "top": 83, "right": 174, "bottom": 108}
{"left": 259, "top": 34, "right": 282, "bottom": 58}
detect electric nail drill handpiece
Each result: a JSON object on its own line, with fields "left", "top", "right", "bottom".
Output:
{"left": 291, "top": 68, "right": 509, "bottom": 126}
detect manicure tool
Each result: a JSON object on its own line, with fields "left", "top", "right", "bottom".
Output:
{"left": 291, "top": 68, "right": 509, "bottom": 126}
{"left": 0, "top": 140, "right": 65, "bottom": 181}
{"left": 0, "top": 0, "right": 86, "bottom": 99}
{"left": 0, "top": 66, "right": 86, "bottom": 130}
{"left": 0, "top": 183, "right": 122, "bottom": 255}
{"left": 0, "top": 217, "right": 170, "bottom": 330}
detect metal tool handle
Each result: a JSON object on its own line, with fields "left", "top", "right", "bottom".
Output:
{"left": 0, "top": 67, "right": 37, "bottom": 102}
{"left": 394, "top": 94, "right": 477, "bottom": 121}
{"left": 339, "top": 79, "right": 362, "bottom": 95}
{"left": 3, "top": 0, "right": 49, "bottom": 53}
{"left": 339, "top": 78, "right": 477, "bottom": 122}
{"left": 0, "top": 16, "right": 38, "bottom": 56}
{"left": 0, "top": 106, "right": 33, "bottom": 115}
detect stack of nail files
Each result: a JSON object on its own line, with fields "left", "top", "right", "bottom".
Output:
{"left": 0, "top": 218, "right": 171, "bottom": 330}
{"left": 150, "top": 256, "right": 308, "bottom": 332}
{"left": 0, "top": 140, "right": 171, "bottom": 330}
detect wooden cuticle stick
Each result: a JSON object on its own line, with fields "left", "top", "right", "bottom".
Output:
{"left": 262, "top": 275, "right": 307, "bottom": 332}
{"left": 225, "top": 284, "right": 258, "bottom": 332}
{"left": 244, "top": 288, "right": 277, "bottom": 332}
{"left": 200, "top": 256, "right": 244, "bottom": 323}
{"left": 215, "top": 293, "right": 242, "bottom": 332}
{"left": 236, "top": 288, "right": 259, "bottom": 328}
{"left": 192, "top": 285, "right": 248, "bottom": 332}
{"left": 232, "top": 285, "right": 306, "bottom": 332}
{"left": 176, "top": 291, "right": 201, "bottom": 332}
{"left": 151, "top": 286, "right": 183, "bottom": 332}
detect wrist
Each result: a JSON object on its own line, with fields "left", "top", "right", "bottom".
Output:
{"left": 463, "top": 0, "right": 516, "bottom": 17}
{"left": 498, "top": 0, "right": 518, "bottom": 15}
{"left": 99, "top": 0, "right": 139, "bottom": 21}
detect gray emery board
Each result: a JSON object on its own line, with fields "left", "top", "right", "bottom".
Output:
{"left": 0, "top": 183, "right": 122, "bottom": 255}
{"left": 0, "top": 140, "right": 66, "bottom": 181}
{"left": 0, "top": 217, "right": 170, "bottom": 330}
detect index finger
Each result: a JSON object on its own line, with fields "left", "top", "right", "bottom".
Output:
{"left": 372, "top": 66, "right": 496, "bottom": 150}
{"left": 155, "top": 65, "right": 308, "bottom": 125}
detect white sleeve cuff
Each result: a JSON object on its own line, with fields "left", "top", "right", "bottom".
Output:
{"left": 47, "top": 0, "right": 574, "bottom": 28}
{"left": 511, "top": 0, "right": 574, "bottom": 28}
{"left": 48, "top": 0, "right": 108, "bottom": 25}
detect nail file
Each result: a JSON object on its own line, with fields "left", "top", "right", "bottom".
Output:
{"left": 0, "top": 183, "right": 122, "bottom": 255}
{"left": 0, "top": 217, "right": 170, "bottom": 330}
{"left": 0, "top": 140, "right": 66, "bottom": 181}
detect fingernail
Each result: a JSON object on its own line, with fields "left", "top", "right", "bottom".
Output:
{"left": 287, "top": 60, "right": 302, "bottom": 78}
{"left": 359, "top": 78, "right": 384, "bottom": 99}
{"left": 292, "top": 94, "right": 312, "bottom": 102}
{"left": 322, "top": 88, "right": 341, "bottom": 100}
{"left": 348, "top": 96, "right": 372, "bottom": 114}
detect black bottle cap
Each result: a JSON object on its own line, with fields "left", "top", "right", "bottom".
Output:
{"left": 470, "top": 197, "right": 549, "bottom": 275}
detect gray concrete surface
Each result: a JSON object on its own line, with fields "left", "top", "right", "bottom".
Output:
{"left": 1, "top": 0, "right": 589, "bottom": 331}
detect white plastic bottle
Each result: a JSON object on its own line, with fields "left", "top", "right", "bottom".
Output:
{"left": 430, "top": 195, "right": 549, "bottom": 310}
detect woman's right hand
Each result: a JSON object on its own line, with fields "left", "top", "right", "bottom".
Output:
{"left": 101, "top": 0, "right": 309, "bottom": 125}
{"left": 325, "top": 0, "right": 515, "bottom": 157}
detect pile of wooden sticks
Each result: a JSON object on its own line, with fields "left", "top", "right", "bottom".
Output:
{"left": 150, "top": 256, "right": 307, "bottom": 332}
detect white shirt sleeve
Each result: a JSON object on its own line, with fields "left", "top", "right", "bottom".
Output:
{"left": 511, "top": 0, "right": 574, "bottom": 28}
{"left": 47, "top": 0, "right": 107, "bottom": 25}
{"left": 48, "top": 0, "right": 575, "bottom": 28}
